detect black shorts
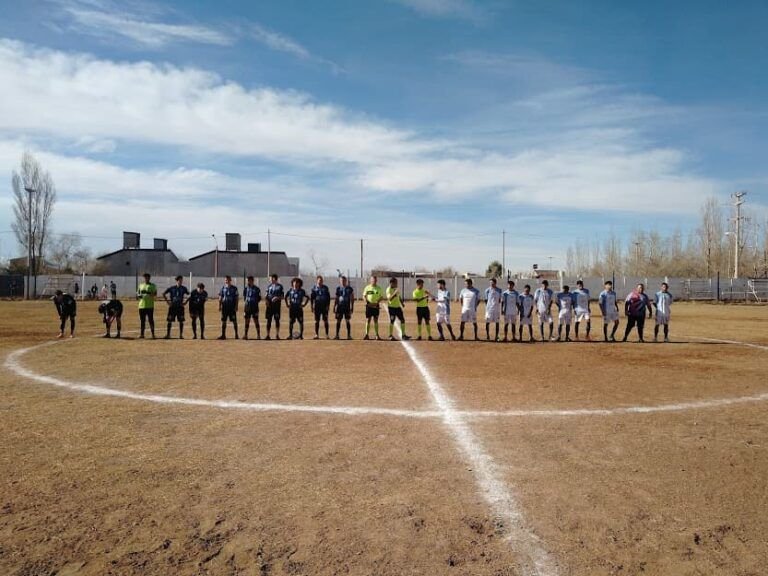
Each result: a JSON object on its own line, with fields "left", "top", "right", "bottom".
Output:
{"left": 416, "top": 307, "right": 431, "bottom": 322}
{"left": 365, "top": 305, "right": 380, "bottom": 319}
{"left": 266, "top": 302, "right": 281, "bottom": 320}
{"left": 167, "top": 305, "right": 185, "bottom": 323}
{"left": 314, "top": 305, "right": 329, "bottom": 320}
{"left": 244, "top": 304, "right": 259, "bottom": 319}
{"left": 189, "top": 306, "right": 204, "bottom": 319}
{"left": 221, "top": 306, "right": 237, "bottom": 322}
{"left": 335, "top": 306, "right": 352, "bottom": 320}
{"left": 388, "top": 307, "right": 405, "bottom": 324}
{"left": 289, "top": 306, "right": 304, "bottom": 321}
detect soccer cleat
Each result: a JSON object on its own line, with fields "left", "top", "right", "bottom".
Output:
{"left": 347, "top": 335, "right": 353, "bottom": 340}
{"left": 102, "top": 334, "right": 111, "bottom": 338}
{"left": 287, "top": 335, "right": 293, "bottom": 340}
{"left": 664, "top": 337, "right": 670, "bottom": 343}
{"left": 192, "top": 335, "right": 197, "bottom": 340}
{"left": 313, "top": 335, "right": 320, "bottom": 340}
{"left": 139, "top": 334, "right": 145, "bottom": 339}
{"left": 179, "top": 335, "right": 184, "bottom": 340}
{"left": 402, "top": 335, "right": 411, "bottom": 341}
{"left": 653, "top": 337, "right": 658, "bottom": 342}
{"left": 163, "top": 335, "right": 171, "bottom": 340}
{"left": 428, "top": 336, "right": 434, "bottom": 341}
{"left": 439, "top": 336, "right": 445, "bottom": 341}
{"left": 376, "top": 336, "right": 383, "bottom": 341}
{"left": 416, "top": 336, "right": 422, "bottom": 341}
{"left": 234, "top": 335, "right": 239, "bottom": 340}
{"left": 69, "top": 334, "right": 75, "bottom": 339}
{"left": 243, "top": 335, "right": 249, "bottom": 340}
{"left": 611, "top": 337, "right": 617, "bottom": 342}
{"left": 334, "top": 335, "right": 340, "bottom": 340}
{"left": 457, "top": 336, "right": 464, "bottom": 341}
{"left": 363, "top": 335, "right": 370, "bottom": 340}
{"left": 265, "top": 335, "right": 271, "bottom": 340}
{"left": 565, "top": 337, "right": 572, "bottom": 342}
{"left": 217, "top": 335, "right": 226, "bottom": 340}
{"left": 57, "top": 332, "right": 65, "bottom": 339}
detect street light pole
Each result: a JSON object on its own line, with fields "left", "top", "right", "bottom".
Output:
{"left": 23, "top": 186, "right": 35, "bottom": 300}
{"left": 212, "top": 234, "right": 219, "bottom": 278}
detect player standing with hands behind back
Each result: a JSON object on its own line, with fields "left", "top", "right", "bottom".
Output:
{"left": 311, "top": 276, "right": 332, "bottom": 339}
{"left": 265, "top": 274, "right": 284, "bottom": 340}
{"left": 218, "top": 275, "right": 239, "bottom": 340}
{"left": 163, "top": 275, "right": 189, "bottom": 339}
{"left": 334, "top": 276, "right": 354, "bottom": 340}
{"left": 137, "top": 273, "right": 157, "bottom": 339}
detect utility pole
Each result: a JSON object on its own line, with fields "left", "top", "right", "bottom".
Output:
{"left": 360, "top": 239, "right": 364, "bottom": 279}
{"left": 502, "top": 230, "right": 506, "bottom": 279}
{"left": 732, "top": 191, "right": 747, "bottom": 279}
{"left": 212, "top": 234, "right": 218, "bottom": 278}
{"left": 23, "top": 186, "right": 34, "bottom": 300}
{"left": 267, "top": 228, "right": 271, "bottom": 277}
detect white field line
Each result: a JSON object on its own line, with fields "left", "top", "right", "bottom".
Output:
{"left": 397, "top": 335, "right": 558, "bottom": 576}
{"left": 3, "top": 344, "right": 440, "bottom": 419}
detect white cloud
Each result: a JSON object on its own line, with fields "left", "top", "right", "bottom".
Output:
{"left": 248, "top": 23, "right": 344, "bottom": 73}
{"left": 391, "top": 0, "right": 485, "bottom": 21}
{"left": 62, "top": 5, "right": 232, "bottom": 48}
{"left": 0, "top": 39, "right": 726, "bottom": 219}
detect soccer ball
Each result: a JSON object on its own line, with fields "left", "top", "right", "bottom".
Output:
{"left": 292, "top": 331, "right": 301, "bottom": 339}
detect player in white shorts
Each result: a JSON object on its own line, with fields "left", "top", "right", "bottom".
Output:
{"left": 573, "top": 280, "right": 592, "bottom": 341}
{"left": 484, "top": 278, "right": 503, "bottom": 341}
{"left": 653, "top": 282, "right": 673, "bottom": 343}
{"left": 534, "top": 279, "right": 554, "bottom": 341}
{"left": 598, "top": 280, "right": 620, "bottom": 342}
{"left": 502, "top": 280, "right": 519, "bottom": 342}
{"left": 555, "top": 285, "right": 575, "bottom": 342}
{"left": 435, "top": 279, "right": 456, "bottom": 341}
{"left": 518, "top": 284, "right": 535, "bottom": 342}
{"left": 458, "top": 278, "right": 480, "bottom": 340}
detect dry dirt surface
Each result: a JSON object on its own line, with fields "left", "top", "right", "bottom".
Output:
{"left": 1, "top": 299, "right": 767, "bottom": 575}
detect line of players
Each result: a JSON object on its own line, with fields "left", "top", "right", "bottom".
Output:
{"left": 52, "top": 272, "right": 673, "bottom": 343}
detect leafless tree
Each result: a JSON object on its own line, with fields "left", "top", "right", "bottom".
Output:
{"left": 11, "top": 152, "right": 57, "bottom": 295}
{"left": 49, "top": 233, "right": 85, "bottom": 273}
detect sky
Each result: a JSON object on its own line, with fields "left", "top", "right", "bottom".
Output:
{"left": 0, "top": 0, "right": 766, "bottom": 274}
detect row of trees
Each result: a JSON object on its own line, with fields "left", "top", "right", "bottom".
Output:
{"left": 565, "top": 197, "right": 768, "bottom": 278}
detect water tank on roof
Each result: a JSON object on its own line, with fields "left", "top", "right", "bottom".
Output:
{"left": 247, "top": 243, "right": 262, "bottom": 253}
{"left": 154, "top": 238, "right": 168, "bottom": 251}
{"left": 123, "top": 231, "right": 140, "bottom": 249}
{"left": 225, "top": 233, "right": 241, "bottom": 252}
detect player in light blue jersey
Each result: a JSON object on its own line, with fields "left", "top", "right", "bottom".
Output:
{"left": 435, "top": 279, "right": 456, "bottom": 341}
{"left": 518, "top": 285, "right": 535, "bottom": 342}
{"left": 502, "top": 280, "right": 519, "bottom": 342}
{"left": 573, "top": 280, "right": 592, "bottom": 341}
{"left": 534, "top": 280, "right": 555, "bottom": 341}
{"left": 555, "top": 285, "right": 575, "bottom": 342}
{"left": 653, "top": 282, "right": 674, "bottom": 342}
{"left": 598, "top": 280, "right": 620, "bottom": 342}
{"left": 484, "top": 278, "right": 503, "bottom": 341}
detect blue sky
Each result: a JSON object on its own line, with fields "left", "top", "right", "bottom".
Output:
{"left": 0, "top": 0, "right": 766, "bottom": 273}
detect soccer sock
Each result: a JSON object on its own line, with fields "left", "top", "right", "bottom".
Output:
{"left": 315, "top": 319, "right": 320, "bottom": 336}
{"left": 179, "top": 323, "right": 184, "bottom": 338}
{"left": 654, "top": 325, "right": 659, "bottom": 338}
{"left": 266, "top": 318, "right": 272, "bottom": 335}
{"left": 401, "top": 323, "right": 407, "bottom": 337}
{"left": 426, "top": 324, "right": 431, "bottom": 337}
{"left": 504, "top": 324, "right": 509, "bottom": 339}
{"left": 558, "top": 325, "right": 563, "bottom": 338}
{"left": 336, "top": 318, "right": 341, "bottom": 337}
{"left": 586, "top": 321, "right": 591, "bottom": 336}
{"left": 233, "top": 320, "right": 238, "bottom": 339}
{"left": 437, "top": 324, "right": 444, "bottom": 338}
{"left": 603, "top": 324, "right": 608, "bottom": 340}
{"left": 664, "top": 324, "right": 669, "bottom": 339}
{"left": 448, "top": 324, "right": 455, "bottom": 338}
{"left": 324, "top": 319, "right": 329, "bottom": 336}
{"left": 460, "top": 322, "right": 465, "bottom": 338}
{"left": 346, "top": 319, "right": 351, "bottom": 337}
{"left": 539, "top": 323, "right": 545, "bottom": 339}
{"left": 200, "top": 318, "right": 205, "bottom": 338}
{"left": 365, "top": 321, "right": 370, "bottom": 336}
{"left": 494, "top": 324, "right": 498, "bottom": 340}
{"left": 486, "top": 323, "right": 490, "bottom": 339}
{"left": 566, "top": 325, "right": 571, "bottom": 339}
{"left": 575, "top": 322, "right": 580, "bottom": 338}
{"left": 166, "top": 322, "right": 172, "bottom": 337}
{"left": 389, "top": 322, "right": 393, "bottom": 337}
{"left": 275, "top": 319, "right": 280, "bottom": 337}
{"left": 221, "top": 321, "right": 226, "bottom": 337}
{"left": 298, "top": 319, "right": 304, "bottom": 337}
{"left": 549, "top": 322, "right": 554, "bottom": 339}
{"left": 59, "top": 318, "right": 65, "bottom": 333}
{"left": 473, "top": 323, "right": 478, "bottom": 338}
{"left": 611, "top": 323, "right": 619, "bottom": 338}
{"left": 70, "top": 318, "right": 76, "bottom": 335}
{"left": 192, "top": 319, "right": 197, "bottom": 337}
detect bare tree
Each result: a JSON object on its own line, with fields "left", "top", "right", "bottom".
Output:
{"left": 697, "top": 197, "right": 725, "bottom": 276}
{"left": 49, "top": 233, "right": 85, "bottom": 273}
{"left": 307, "top": 249, "right": 330, "bottom": 276}
{"left": 11, "top": 152, "right": 57, "bottom": 296}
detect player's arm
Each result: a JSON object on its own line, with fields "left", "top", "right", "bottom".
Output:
{"left": 599, "top": 294, "right": 606, "bottom": 315}
{"left": 349, "top": 289, "right": 355, "bottom": 313}
{"left": 162, "top": 287, "right": 171, "bottom": 304}
{"left": 647, "top": 296, "right": 653, "bottom": 319}
{"left": 302, "top": 293, "right": 309, "bottom": 307}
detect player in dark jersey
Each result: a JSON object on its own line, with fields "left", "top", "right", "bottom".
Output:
{"left": 334, "top": 276, "right": 354, "bottom": 340}
{"left": 188, "top": 283, "right": 208, "bottom": 339}
{"left": 98, "top": 299, "right": 123, "bottom": 338}
{"left": 265, "top": 274, "right": 284, "bottom": 340}
{"left": 163, "top": 275, "right": 190, "bottom": 339}
{"left": 52, "top": 290, "right": 77, "bottom": 338}
{"left": 243, "top": 275, "right": 262, "bottom": 340}
{"left": 310, "top": 275, "right": 332, "bottom": 339}
{"left": 285, "top": 278, "right": 309, "bottom": 339}
{"left": 218, "top": 275, "right": 239, "bottom": 340}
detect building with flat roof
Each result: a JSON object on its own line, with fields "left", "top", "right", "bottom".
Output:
{"left": 96, "top": 232, "right": 299, "bottom": 278}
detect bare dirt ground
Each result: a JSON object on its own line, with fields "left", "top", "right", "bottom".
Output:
{"left": 1, "top": 299, "right": 766, "bottom": 575}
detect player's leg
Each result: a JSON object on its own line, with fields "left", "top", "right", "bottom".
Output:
{"left": 446, "top": 321, "right": 455, "bottom": 340}
{"left": 611, "top": 319, "right": 619, "bottom": 341}
{"left": 664, "top": 321, "right": 669, "bottom": 342}
{"left": 218, "top": 312, "right": 227, "bottom": 339}
{"left": 323, "top": 309, "right": 330, "bottom": 338}
{"left": 388, "top": 309, "right": 396, "bottom": 340}
{"left": 244, "top": 313, "right": 250, "bottom": 339}
{"left": 298, "top": 310, "right": 304, "bottom": 339}
{"left": 116, "top": 314, "right": 122, "bottom": 338}
{"left": 459, "top": 321, "right": 465, "bottom": 340}
{"left": 232, "top": 312, "right": 239, "bottom": 339}
{"left": 538, "top": 318, "right": 545, "bottom": 340}
{"left": 265, "top": 307, "right": 272, "bottom": 338}
{"left": 68, "top": 315, "right": 76, "bottom": 337}
{"left": 314, "top": 309, "right": 321, "bottom": 339}
{"left": 148, "top": 309, "right": 155, "bottom": 338}
{"left": 494, "top": 321, "right": 499, "bottom": 341}
{"left": 374, "top": 311, "right": 381, "bottom": 339}
{"left": 345, "top": 311, "right": 352, "bottom": 339}
{"left": 288, "top": 311, "right": 295, "bottom": 340}
{"left": 654, "top": 320, "right": 660, "bottom": 341}
{"left": 274, "top": 309, "right": 281, "bottom": 340}
{"left": 191, "top": 313, "right": 197, "bottom": 339}
{"left": 637, "top": 315, "right": 645, "bottom": 342}
{"left": 575, "top": 320, "right": 580, "bottom": 340}
{"left": 436, "top": 317, "right": 445, "bottom": 340}
{"left": 548, "top": 320, "right": 554, "bottom": 340}
{"left": 139, "top": 309, "right": 146, "bottom": 338}
{"left": 565, "top": 319, "right": 571, "bottom": 341}
{"left": 528, "top": 324, "right": 534, "bottom": 341}
{"left": 335, "top": 313, "right": 342, "bottom": 339}
{"left": 199, "top": 310, "right": 206, "bottom": 339}
{"left": 622, "top": 317, "right": 634, "bottom": 342}
{"left": 473, "top": 321, "right": 479, "bottom": 340}
{"left": 586, "top": 319, "right": 591, "bottom": 340}
{"left": 603, "top": 319, "right": 608, "bottom": 342}
{"left": 503, "top": 321, "right": 509, "bottom": 341}
{"left": 557, "top": 319, "right": 563, "bottom": 341}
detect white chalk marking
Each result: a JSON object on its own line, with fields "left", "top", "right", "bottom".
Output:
{"left": 397, "top": 335, "right": 558, "bottom": 576}
{"left": 689, "top": 336, "right": 768, "bottom": 351}
{"left": 3, "top": 344, "right": 439, "bottom": 420}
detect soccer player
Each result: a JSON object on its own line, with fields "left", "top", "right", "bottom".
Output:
{"left": 217, "top": 275, "right": 239, "bottom": 340}
{"left": 363, "top": 275, "right": 384, "bottom": 340}
{"left": 98, "top": 298, "right": 123, "bottom": 338}
{"left": 163, "top": 275, "right": 189, "bottom": 339}
{"left": 311, "top": 275, "right": 332, "bottom": 339}
{"left": 435, "top": 279, "right": 456, "bottom": 341}
{"left": 386, "top": 277, "right": 410, "bottom": 341}
{"left": 598, "top": 280, "right": 620, "bottom": 342}
{"left": 188, "top": 283, "right": 208, "bottom": 339}
{"left": 413, "top": 279, "right": 434, "bottom": 341}
{"left": 518, "top": 284, "right": 535, "bottom": 342}
{"left": 573, "top": 280, "right": 592, "bottom": 341}
{"left": 555, "top": 285, "right": 575, "bottom": 342}
{"left": 52, "top": 290, "right": 76, "bottom": 338}
{"left": 137, "top": 272, "right": 157, "bottom": 339}
{"left": 534, "top": 280, "right": 554, "bottom": 341}
{"left": 243, "top": 276, "right": 262, "bottom": 340}
{"left": 502, "top": 280, "right": 519, "bottom": 342}
{"left": 265, "top": 274, "right": 285, "bottom": 340}
{"left": 653, "top": 282, "right": 674, "bottom": 342}
{"left": 484, "top": 278, "right": 503, "bottom": 341}
{"left": 458, "top": 278, "right": 480, "bottom": 341}
{"left": 623, "top": 283, "right": 653, "bottom": 343}
{"left": 285, "top": 278, "right": 309, "bottom": 339}
{"left": 334, "top": 275, "right": 354, "bottom": 340}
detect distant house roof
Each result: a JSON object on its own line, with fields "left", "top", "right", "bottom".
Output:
{"left": 188, "top": 250, "right": 288, "bottom": 261}
{"left": 97, "top": 248, "right": 175, "bottom": 260}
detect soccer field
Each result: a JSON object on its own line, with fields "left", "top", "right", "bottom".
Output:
{"left": 1, "top": 300, "right": 767, "bottom": 576}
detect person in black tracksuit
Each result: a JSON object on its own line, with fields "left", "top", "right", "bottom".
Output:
{"left": 52, "top": 290, "right": 76, "bottom": 338}
{"left": 218, "top": 276, "right": 239, "bottom": 340}
{"left": 310, "top": 275, "right": 332, "bottom": 339}
{"left": 98, "top": 299, "right": 123, "bottom": 338}
{"left": 243, "top": 276, "right": 262, "bottom": 340}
